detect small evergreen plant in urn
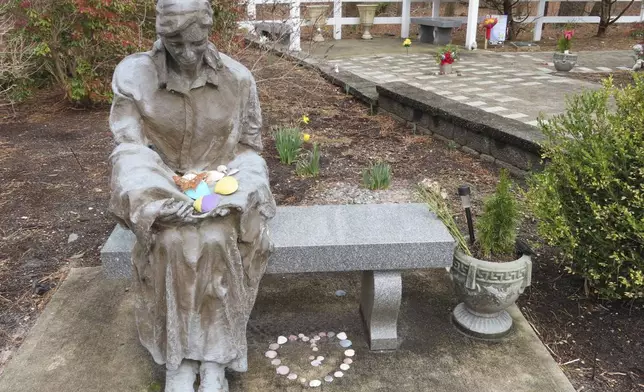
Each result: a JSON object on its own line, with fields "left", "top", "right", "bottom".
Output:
{"left": 553, "top": 28, "right": 577, "bottom": 72}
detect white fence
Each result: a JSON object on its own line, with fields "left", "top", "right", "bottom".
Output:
{"left": 244, "top": 0, "right": 644, "bottom": 50}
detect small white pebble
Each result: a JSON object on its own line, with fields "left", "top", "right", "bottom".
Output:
{"left": 316, "top": 356, "right": 324, "bottom": 361}
{"left": 269, "top": 343, "right": 280, "bottom": 350}
{"left": 265, "top": 350, "right": 278, "bottom": 359}
{"left": 310, "top": 380, "right": 322, "bottom": 387}
{"left": 319, "top": 332, "right": 327, "bottom": 337}
{"left": 271, "top": 359, "right": 281, "bottom": 366}
{"left": 343, "top": 358, "right": 353, "bottom": 365}
{"left": 277, "top": 336, "right": 288, "bottom": 345}
{"left": 327, "top": 332, "right": 335, "bottom": 338}
{"left": 298, "top": 333, "right": 305, "bottom": 338}
{"left": 344, "top": 349, "right": 355, "bottom": 357}
{"left": 313, "top": 335, "right": 321, "bottom": 341}
{"left": 309, "top": 355, "right": 315, "bottom": 360}
{"left": 337, "top": 332, "right": 348, "bottom": 340}
{"left": 340, "top": 364, "right": 350, "bottom": 371}
{"left": 312, "top": 347, "right": 319, "bottom": 352}
{"left": 311, "top": 360, "right": 321, "bottom": 367}
{"left": 302, "top": 336, "right": 310, "bottom": 342}
{"left": 300, "top": 378, "right": 307, "bottom": 384}
{"left": 334, "top": 371, "right": 344, "bottom": 378}
{"left": 276, "top": 365, "right": 290, "bottom": 375}
{"left": 287, "top": 373, "right": 298, "bottom": 380}
{"left": 324, "top": 375, "right": 334, "bottom": 383}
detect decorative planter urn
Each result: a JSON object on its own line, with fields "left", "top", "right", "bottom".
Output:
{"left": 553, "top": 52, "right": 578, "bottom": 72}
{"left": 307, "top": 5, "right": 329, "bottom": 42}
{"left": 357, "top": 4, "right": 378, "bottom": 40}
{"left": 439, "top": 63, "right": 452, "bottom": 75}
{"left": 450, "top": 249, "right": 532, "bottom": 339}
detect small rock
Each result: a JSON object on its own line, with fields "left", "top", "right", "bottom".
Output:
{"left": 318, "top": 332, "right": 327, "bottom": 337}
{"left": 67, "top": 233, "right": 79, "bottom": 243}
{"left": 334, "top": 371, "right": 344, "bottom": 378}
{"left": 344, "top": 349, "right": 355, "bottom": 357}
{"left": 277, "top": 336, "right": 288, "bottom": 345}
{"left": 271, "top": 359, "right": 281, "bottom": 366}
{"left": 343, "top": 358, "right": 353, "bottom": 365}
{"left": 325, "top": 375, "right": 334, "bottom": 383}
{"left": 288, "top": 335, "right": 298, "bottom": 341}
{"left": 276, "top": 366, "right": 290, "bottom": 375}
{"left": 309, "top": 355, "right": 315, "bottom": 360}
{"left": 327, "top": 332, "right": 335, "bottom": 338}
{"left": 269, "top": 343, "right": 280, "bottom": 350}
{"left": 340, "top": 364, "right": 350, "bottom": 371}
{"left": 302, "top": 336, "right": 310, "bottom": 342}
{"left": 299, "top": 378, "right": 307, "bottom": 384}
{"left": 313, "top": 335, "right": 321, "bottom": 341}
{"left": 298, "top": 333, "right": 305, "bottom": 338}
{"left": 312, "top": 347, "right": 319, "bottom": 352}
{"left": 217, "top": 165, "right": 228, "bottom": 173}
{"left": 287, "top": 373, "right": 298, "bottom": 380}
{"left": 265, "top": 350, "right": 278, "bottom": 359}
{"left": 310, "top": 380, "right": 322, "bottom": 387}
{"left": 340, "top": 340, "right": 352, "bottom": 348}
{"left": 336, "top": 332, "right": 348, "bottom": 340}
{"left": 316, "top": 356, "right": 324, "bottom": 361}
{"left": 311, "top": 360, "right": 321, "bottom": 367}
{"left": 335, "top": 290, "right": 346, "bottom": 297}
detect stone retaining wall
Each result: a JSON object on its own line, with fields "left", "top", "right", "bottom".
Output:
{"left": 376, "top": 83, "right": 545, "bottom": 175}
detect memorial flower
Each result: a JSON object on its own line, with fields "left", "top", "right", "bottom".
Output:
{"left": 557, "top": 28, "right": 574, "bottom": 53}
{"left": 302, "top": 133, "right": 311, "bottom": 142}
{"left": 402, "top": 38, "right": 412, "bottom": 47}
{"left": 436, "top": 45, "right": 458, "bottom": 65}
{"left": 302, "top": 115, "right": 310, "bottom": 125}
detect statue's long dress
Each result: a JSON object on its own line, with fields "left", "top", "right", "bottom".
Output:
{"left": 108, "top": 41, "right": 275, "bottom": 372}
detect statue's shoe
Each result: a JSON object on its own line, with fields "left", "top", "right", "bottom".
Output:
{"left": 198, "top": 362, "right": 229, "bottom": 392}
{"left": 165, "top": 361, "right": 198, "bottom": 392}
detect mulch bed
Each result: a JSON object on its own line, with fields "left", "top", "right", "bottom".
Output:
{"left": 0, "top": 48, "right": 642, "bottom": 391}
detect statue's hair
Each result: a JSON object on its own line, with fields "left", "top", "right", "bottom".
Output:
{"left": 156, "top": 0, "right": 214, "bottom": 36}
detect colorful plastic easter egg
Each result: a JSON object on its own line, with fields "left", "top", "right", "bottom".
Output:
{"left": 185, "top": 181, "right": 211, "bottom": 200}
{"left": 193, "top": 194, "right": 222, "bottom": 213}
{"left": 214, "top": 176, "right": 238, "bottom": 195}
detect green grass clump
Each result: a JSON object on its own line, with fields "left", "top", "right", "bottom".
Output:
{"left": 275, "top": 127, "right": 302, "bottom": 165}
{"left": 296, "top": 143, "right": 321, "bottom": 177}
{"left": 362, "top": 161, "right": 392, "bottom": 190}
{"left": 476, "top": 170, "right": 519, "bottom": 259}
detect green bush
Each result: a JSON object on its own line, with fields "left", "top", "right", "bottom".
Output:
{"left": 275, "top": 127, "right": 302, "bottom": 165}
{"left": 296, "top": 143, "right": 321, "bottom": 177}
{"left": 528, "top": 76, "right": 644, "bottom": 299}
{"left": 476, "top": 170, "right": 520, "bottom": 259}
{"left": 362, "top": 161, "right": 392, "bottom": 190}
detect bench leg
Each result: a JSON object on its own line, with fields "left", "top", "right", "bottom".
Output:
{"left": 360, "top": 271, "right": 402, "bottom": 351}
{"left": 434, "top": 27, "right": 453, "bottom": 45}
{"left": 418, "top": 25, "right": 436, "bottom": 44}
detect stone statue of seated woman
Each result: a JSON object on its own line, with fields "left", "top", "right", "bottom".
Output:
{"left": 108, "top": 1, "right": 276, "bottom": 391}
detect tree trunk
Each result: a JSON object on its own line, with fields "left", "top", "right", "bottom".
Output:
{"left": 589, "top": 1, "right": 601, "bottom": 16}
{"left": 504, "top": 0, "right": 515, "bottom": 40}
{"left": 597, "top": 0, "right": 612, "bottom": 36}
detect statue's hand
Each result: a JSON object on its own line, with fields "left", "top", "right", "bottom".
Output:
{"left": 157, "top": 199, "right": 197, "bottom": 225}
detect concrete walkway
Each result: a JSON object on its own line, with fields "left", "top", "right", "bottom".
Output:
{"left": 297, "top": 38, "right": 634, "bottom": 126}
{"left": 0, "top": 267, "right": 576, "bottom": 392}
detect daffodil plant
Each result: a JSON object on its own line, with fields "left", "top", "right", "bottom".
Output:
{"left": 403, "top": 38, "right": 411, "bottom": 55}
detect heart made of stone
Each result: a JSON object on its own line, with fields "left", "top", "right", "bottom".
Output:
{"left": 264, "top": 332, "right": 355, "bottom": 388}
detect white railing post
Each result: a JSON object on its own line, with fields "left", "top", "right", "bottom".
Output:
{"left": 465, "top": 0, "right": 479, "bottom": 49}
{"left": 247, "top": 0, "right": 257, "bottom": 21}
{"left": 401, "top": 0, "right": 411, "bottom": 37}
{"left": 333, "top": 0, "right": 343, "bottom": 39}
{"left": 640, "top": 0, "right": 644, "bottom": 22}
{"left": 432, "top": 0, "right": 440, "bottom": 17}
{"left": 533, "top": 0, "right": 546, "bottom": 42}
{"left": 289, "top": 0, "right": 302, "bottom": 51}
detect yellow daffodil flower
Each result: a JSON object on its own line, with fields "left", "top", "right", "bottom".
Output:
{"left": 302, "top": 115, "right": 310, "bottom": 125}
{"left": 302, "top": 133, "right": 311, "bottom": 142}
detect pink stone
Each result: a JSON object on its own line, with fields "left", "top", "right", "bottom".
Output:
{"left": 276, "top": 366, "right": 290, "bottom": 375}
{"left": 288, "top": 335, "right": 298, "bottom": 341}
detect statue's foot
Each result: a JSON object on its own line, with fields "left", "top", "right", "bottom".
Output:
{"left": 166, "top": 360, "right": 198, "bottom": 392}
{"left": 198, "top": 362, "right": 228, "bottom": 392}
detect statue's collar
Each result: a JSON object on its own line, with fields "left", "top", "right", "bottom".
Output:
{"left": 151, "top": 40, "right": 224, "bottom": 94}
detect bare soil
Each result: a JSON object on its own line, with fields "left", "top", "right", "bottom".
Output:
{"left": 0, "top": 48, "right": 642, "bottom": 391}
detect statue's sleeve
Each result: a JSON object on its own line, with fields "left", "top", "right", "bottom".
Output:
{"left": 239, "top": 73, "right": 263, "bottom": 152}
{"left": 108, "top": 62, "right": 190, "bottom": 246}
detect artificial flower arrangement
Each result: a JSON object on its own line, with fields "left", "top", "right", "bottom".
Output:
{"left": 436, "top": 44, "right": 458, "bottom": 74}
{"left": 557, "top": 29, "right": 574, "bottom": 54}
{"left": 403, "top": 38, "right": 412, "bottom": 55}
{"left": 482, "top": 16, "right": 498, "bottom": 49}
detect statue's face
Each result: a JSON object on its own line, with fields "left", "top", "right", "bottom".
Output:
{"left": 162, "top": 23, "right": 209, "bottom": 68}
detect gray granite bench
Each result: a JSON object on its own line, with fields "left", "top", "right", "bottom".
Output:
{"left": 101, "top": 203, "right": 455, "bottom": 351}
{"left": 254, "top": 21, "right": 293, "bottom": 44}
{"left": 410, "top": 17, "right": 464, "bottom": 45}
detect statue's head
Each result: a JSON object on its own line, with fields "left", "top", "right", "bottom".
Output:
{"left": 156, "top": 0, "right": 213, "bottom": 69}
